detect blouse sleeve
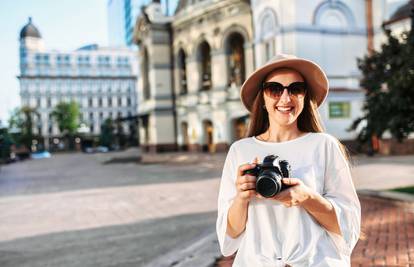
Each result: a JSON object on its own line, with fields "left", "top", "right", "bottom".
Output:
{"left": 322, "top": 139, "right": 361, "bottom": 257}
{"left": 216, "top": 145, "right": 245, "bottom": 256}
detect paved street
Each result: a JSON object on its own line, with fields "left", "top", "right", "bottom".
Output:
{"left": 0, "top": 149, "right": 224, "bottom": 267}
{"left": 0, "top": 149, "right": 413, "bottom": 267}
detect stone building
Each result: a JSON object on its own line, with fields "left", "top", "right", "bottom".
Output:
{"left": 133, "top": 0, "right": 407, "bottom": 153}
{"left": 18, "top": 18, "right": 139, "bottom": 150}
{"left": 134, "top": 0, "right": 253, "bottom": 152}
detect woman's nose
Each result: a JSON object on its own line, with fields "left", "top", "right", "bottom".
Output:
{"left": 279, "top": 88, "right": 291, "bottom": 102}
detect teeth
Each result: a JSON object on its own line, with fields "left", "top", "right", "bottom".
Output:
{"left": 276, "top": 107, "right": 293, "bottom": 111}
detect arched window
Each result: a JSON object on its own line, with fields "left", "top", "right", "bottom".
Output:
{"left": 177, "top": 49, "right": 188, "bottom": 95}
{"left": 259, "top": 10, "right": 277, "bottom": 63}
{"left": 225, "top": 32, "right": 245, "bottom": 86}
{"left": 313, "top": 2, "right": 355, "bottom": 76}
{"left": 141, "top": 47, "right": 151, "bottom": 100}
{"left": 313, "top": 1, "right": 355, "bottom": 29}
{"left": 197, "top": 41, "right": 212, "bottom": 91}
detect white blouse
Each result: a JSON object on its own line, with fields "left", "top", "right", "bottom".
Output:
{"left": 216, "top": 133, "right": 361, "bottom": 267}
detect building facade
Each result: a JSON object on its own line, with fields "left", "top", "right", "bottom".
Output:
{"left": 133, "top": 0, "right": 410, "bottom": 152}
{"left": 172, "top": 0, "right": 254, "bottom": 152}
{"left": 108, "top": 0, "right": 177, "bottom": 47}
{"left": 18, "top": 18, "right": 139, "bottom": 150}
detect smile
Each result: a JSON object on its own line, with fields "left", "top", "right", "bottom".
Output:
{"left": 275, "top": 106, "right": 294, "bottom": 114}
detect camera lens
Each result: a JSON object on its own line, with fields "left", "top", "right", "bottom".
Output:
{"left": 256, "top": 170, "right": 283, "bottom": 198}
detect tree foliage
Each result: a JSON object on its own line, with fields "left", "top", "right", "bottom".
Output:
{"left": 99, "top": 118, "right": 114, "bottom": 147}
{"left": 350, "top": 21, "right": 414, "bottom": 143}
{"left": 51, "top": 101, "right": 80, "bottom": 136}
{"left": 8, "top": 106, "right": 40, "bottom": 150}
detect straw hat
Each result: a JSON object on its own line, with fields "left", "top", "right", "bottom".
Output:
{"left": 240, "top": 54, "right": 329, "bottom": 112}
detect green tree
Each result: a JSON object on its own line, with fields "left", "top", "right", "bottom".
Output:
{"left": 8, "top": 106, "right": 40, "bottom": 151}
{"left": 51, "top": 101, "right": 80, "bottom": 150}
{"left": 0, "top": 127, "right": 15, "bottom": 163}
{"left": 99, "top": 118, "right": 114, "bottom": 148}
{"left": 350, "top": 15, "right": 414, "bottom": 144}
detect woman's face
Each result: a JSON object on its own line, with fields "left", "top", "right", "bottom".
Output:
{"left": 263, "top": 68, "right": 306, "bottom": 128}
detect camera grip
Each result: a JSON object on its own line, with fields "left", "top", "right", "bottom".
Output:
{"left": 243, "top": 166, "right": 259, "bottom": 176}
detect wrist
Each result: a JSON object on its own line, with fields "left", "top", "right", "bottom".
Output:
{"left": 235, "top": 195, "right": 250, "bottom": 206}
{"left": 301, "top": 188, "right": 317, "bottom": 208}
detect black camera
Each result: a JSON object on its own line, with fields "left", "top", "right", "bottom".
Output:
{"left": 243, "top": 155, "right": 291, "bottom": 198}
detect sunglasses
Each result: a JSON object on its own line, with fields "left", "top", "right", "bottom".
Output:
{"left": 262, "top": 81, "right": 307, "bottom": 98}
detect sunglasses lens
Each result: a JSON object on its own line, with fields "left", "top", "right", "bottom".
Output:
{"left": 263, "top": 83, "right": 284, "bottom": 98}
{"left": 287, "top": 82, "right": 306, "bottom": 96}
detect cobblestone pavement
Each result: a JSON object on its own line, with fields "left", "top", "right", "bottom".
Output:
{"left": 0, "top": 150, "right": 413, "bottom": 267}
{"left": 215, "top": 195, "right": 414, "bottom": 267}
{"left": 352, "top": 196, "right": 414, "bottom": 266}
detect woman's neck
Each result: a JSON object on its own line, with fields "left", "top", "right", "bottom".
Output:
{"left": 258, "top": 124, "right": 304, "bottom": 142}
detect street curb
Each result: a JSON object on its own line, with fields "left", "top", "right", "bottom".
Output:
{"left": 357, "top": 189, "right": 414, "bottom": 202}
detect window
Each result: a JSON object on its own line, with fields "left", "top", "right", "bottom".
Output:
{"left": 264, "top": 41, "right": 274, "bottom": 62}
{"left": 178, "top": 49, "right": 188, "bottom": 94}
{"left": 108, "top": 97, "right": 112, "bottom": 107}
{"left": 198, "top": 41, "right": 212, "bottom": 91}
{"left": 47, "top": 98, "right": 51, "bottom": 108}
{"left": 98, "top": 97, "right": 102, "bottom": 107}
{"left": 88, "top": 97, "right": 93, "bottom": 107}
{"left": 329, "top": 102, "right": 351, "bottom": 118}
{"left": 226, "top": 32, "right": 245, "bottom": 86}
{"left": 118, "top": 97, "right": 122, "bottom": 106}
{"left": 127, "top": 97, "right": 131, "bottom": 106}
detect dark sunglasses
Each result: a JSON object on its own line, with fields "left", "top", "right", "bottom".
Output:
{"left": 262, "top": 81, "right": 307, "bottom": 98}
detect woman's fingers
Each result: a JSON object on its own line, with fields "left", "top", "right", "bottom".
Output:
{"left": 237, "top": 162, "right": 257, "bottom": 176}
{"left": 239, "top": 182, "right": 256, "bottom": 191}
{"left": 282, "top": 178, "right": 301, "bottom": 186}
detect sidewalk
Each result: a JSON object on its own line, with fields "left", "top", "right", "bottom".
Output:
{"left": 214, "top": 194, "right": 414, "bottom": 267}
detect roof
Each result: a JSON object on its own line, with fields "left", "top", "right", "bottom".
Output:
{"left": 19, "top": 17, "right": 41, "bottom": 39}
{"left": 384, "top": 0, "right": 413, "bottom": 25}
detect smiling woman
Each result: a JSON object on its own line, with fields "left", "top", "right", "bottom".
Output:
{"left": 216, "top": 54, "right": 361, "bottom": 267}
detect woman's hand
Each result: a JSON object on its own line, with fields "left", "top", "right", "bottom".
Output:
{"left": 235, "top": 158, "right": 259, "bottom": 203}
{"left": 270, "top": 178, "right": 313, "bottom": 207}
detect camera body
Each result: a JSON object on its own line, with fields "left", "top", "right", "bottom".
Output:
{"left": 243, "top": 155, "right": 291, "bottom": 198}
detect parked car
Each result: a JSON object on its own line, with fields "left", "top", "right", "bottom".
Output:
{"left": 31, "top": 151, "right": 51, "bottom": 159}
{"left": 96, "top": 146, "right": 109, "bottom": 153}
{"left": 84, "top": 146, "right": 109, "bottom": 153}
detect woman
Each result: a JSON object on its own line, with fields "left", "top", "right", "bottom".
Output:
{"left": 216, "top": 54, "right": 361, "bottom": 267}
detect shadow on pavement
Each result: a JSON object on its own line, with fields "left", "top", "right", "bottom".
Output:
{"left": 0, "top": 152, "right": 224, "bottom": 197}
{"left": 0, "top": 211, "right": 217, "bottom": 267}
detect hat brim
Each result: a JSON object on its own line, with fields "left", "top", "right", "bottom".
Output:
{"left": 240, "top": 58, "right": 329, "bottom": 112}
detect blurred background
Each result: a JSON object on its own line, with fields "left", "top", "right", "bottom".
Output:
{"left": 0, "top": 0, "right": 413, "bottom": 267}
